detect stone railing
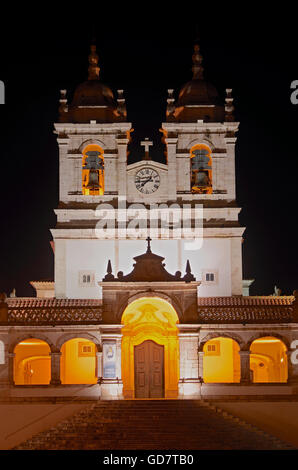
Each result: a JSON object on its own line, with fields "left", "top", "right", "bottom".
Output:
{"left": 6, "top": 307, "right": 102, "bottom": 325}
{"left": 197, "top": 306, "right": 293, "bottom": 324}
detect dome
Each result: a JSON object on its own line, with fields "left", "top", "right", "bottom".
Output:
{"left": 71, "top": 80, "right": 116, "bottom": 108}
{"left": 177, "top": 78, "right": 221, "bottom": 107}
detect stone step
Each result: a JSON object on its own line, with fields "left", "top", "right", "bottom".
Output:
{"left": 14, "top": 400, "right": 295, "bottom": 450}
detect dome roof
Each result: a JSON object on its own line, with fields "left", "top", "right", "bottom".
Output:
{"left": 177, "top": 78, "right": 221, "bottom": 107}
{"left": 71, "top": 79, "right": 116, "bottom": 108}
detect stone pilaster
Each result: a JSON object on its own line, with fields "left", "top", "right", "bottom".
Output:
{"left": 8, "top": 352, "right": 15, "bottom": 385}
{"left": 165, "top": 137, "right": 177, "bottom": 201}
{"left": 96, "top": 351, "right": 103, "bottom": 383}
{"left": 116, "top": 137, "right": 129, "bottom": 197}
{"left": 198, "top": 351, "right": 204, "bottom": 381}
{"left": 50, "top": 352, "right": 62, "bottom": 385}
{"left": 178, "top": 331, "right": 200, "bottom": 397}
{"left": 239, "top": 350, "right": 251, "bottom": 384}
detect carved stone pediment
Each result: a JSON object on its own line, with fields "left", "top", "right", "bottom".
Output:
{"left": 103, "top": 238, "right": 196, "bottom": 283}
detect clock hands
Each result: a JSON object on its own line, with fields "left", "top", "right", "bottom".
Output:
{"left": 136, "top": 177, "right": 153, "bottom": 187}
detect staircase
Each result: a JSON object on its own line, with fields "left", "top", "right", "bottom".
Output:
{"left": 14, "top": 400, "right": 294, "bottom": 450}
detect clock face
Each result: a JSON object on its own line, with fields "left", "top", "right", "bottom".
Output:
{"left": 135, "top": 168, "right": 160, "bottom": 194}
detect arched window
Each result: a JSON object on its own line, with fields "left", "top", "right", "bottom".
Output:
{"left": 250, "top": 336, "right": 288, "bottom": 383}
{"left": 190, "top": 144, "right": 212, "bottom": 194}
{"left": 203, "top": 337, "right": 240, "bottom": 383}
{"left": 14, "top": 338, "right": 51, "bottom": 385}
{"left": 60, "top": 338, "right": 97, "bottom": 384}
{"left": 82, "top": 144, "right": 104, "bottom": 196}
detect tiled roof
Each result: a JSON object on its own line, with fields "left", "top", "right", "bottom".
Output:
{"left": 197, "top": 296, "right": 294, "bottom": 323}
{"left": 7, "top": 298, "right": 102, "bottom": 308}
{"left": 197, "top": 296, "right": 294, "bottom": 306}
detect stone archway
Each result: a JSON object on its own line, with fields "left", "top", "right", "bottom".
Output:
{"left": 202, "top": 337, "right": 241, "bottom": 383}
{"left": 249, "top": 336, "right": 288, "bottom": 383}
{"left": 121, "top": 297, "right": 179, "bottom": 399}
{"left": 14, "top": 338, "right": 51, "bottom": 385}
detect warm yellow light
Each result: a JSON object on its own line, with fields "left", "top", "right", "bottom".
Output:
{"left": 82, "top": 144, "right": 104, "bottom": 196}
{"left": 203, "top": 337, "right": 240, "bottom": 383}
{"left": 250, "top": 336, "right": 287, "bottom": 383}
{"left": 14, "top": 338, "right": 51, "bottom": 385}
{"left": 121, "top": 297, "right": 179, "bottom": 399}
{"left": 60, "top": 338, "right": 97, "bottom": 385}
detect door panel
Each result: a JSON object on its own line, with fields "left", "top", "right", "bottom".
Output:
{"left": 134, "top": 340, "right": 164, "bottom": 398}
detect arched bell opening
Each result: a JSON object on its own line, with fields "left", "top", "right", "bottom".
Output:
{"left": 250, "top": 336, "right": 288, "bottom": 383}
{"left": 60, "top": 338, "right": 97, "bottom": 385}
{"left": 82, "top": 144, "right": 104, "bottom": 195}
{"left": 14, "top": 338, "right": 51, "bottom": 385}
{"left": 190, "top": 143, "right": 212, "bottom": 194}
{"left": 121, "top": 297, "right": 179, "bottom": 399}
{"left": 203, "top": 337, "right": 241, "bottom": 383}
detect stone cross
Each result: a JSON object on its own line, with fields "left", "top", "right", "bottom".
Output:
{"left": 141, "top": 138, "right": 153, "bottom": 160}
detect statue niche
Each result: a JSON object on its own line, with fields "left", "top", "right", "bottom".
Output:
{"left": 82, "top": 147, "right": 104, "bottom": 195}
{"left": 190, "top": 145, "right": 212, "bottom": 194}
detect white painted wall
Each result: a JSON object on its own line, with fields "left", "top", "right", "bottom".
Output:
{"left": 56, "top": 237, "right": 233, "bottom": 298}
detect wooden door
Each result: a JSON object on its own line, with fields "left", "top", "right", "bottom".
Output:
{"left": 134, "top": 340, "right": 164, "bottom": 398}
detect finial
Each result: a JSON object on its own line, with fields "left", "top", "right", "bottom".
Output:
{"left": 103, "top": 260, "right": 115, "bottom": 281}
{"left": 192, "top": 42, "right": 204, "bottom": 80}
{"left": 166, "top": 89, "right": 175, "bottom": 116}
{"left": 183, "top": 260, "right": 196, "bottom": 282}
{"left": 88, "top": 44, "right": 100, "bottom": 80}
{"left": 117, "top": 90, "right": 127, "bottom": 117}
{"left": 146, "top": 236, "right": 152, "bottom": 253}
{"left": 10, "top": 288, "right": 16, "bottom": 298}
{"left": 59, "top": 89, "right": 68, "bottom": 114}
{"left": 225, "top": 88, "right": 235, "bottom": 121}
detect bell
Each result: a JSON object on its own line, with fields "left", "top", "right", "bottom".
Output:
{"left": 196, "top": 171, "right": 208, "bottom": 186}
{"left": 86, "top": 169, "right": 100, "bottom": 190}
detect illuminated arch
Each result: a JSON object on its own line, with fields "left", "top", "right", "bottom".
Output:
{"left": 203, "top": 337, "right": 240, "bottom": 383}
{"left": 14, "top": 338, "right": 51, "bottom": 385}
{"left": 121, "top": 297, "right": 180, "bottom": 399}
{"left": 60, "top": 337, "right": 97, "bottom": 385}
{"left": 190, "top": 143, "right": 212, "bottom": 194}
{"left": 249, "top": 336, "right": 288, "bottom": 383}
{"left": 82, "top": 143, "right": 104, "bottom": 196}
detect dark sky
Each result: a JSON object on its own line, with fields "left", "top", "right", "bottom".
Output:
{"left": 0, "top": 10, "right": 297, "bottom": 297}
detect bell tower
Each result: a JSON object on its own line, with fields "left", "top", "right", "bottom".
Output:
{"left": 51, "top": 43, "right": 132, "bottom": 298}
{"left": 161, "top": 39, "right": 245, "bottom": 296}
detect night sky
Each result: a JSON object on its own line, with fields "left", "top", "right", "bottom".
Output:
{"left": 0, "top": 11, "right": 297, "bottom": 297}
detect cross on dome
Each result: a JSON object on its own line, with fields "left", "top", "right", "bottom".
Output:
{"left": 141, "top": 138, "right": 153, "bottom": 160}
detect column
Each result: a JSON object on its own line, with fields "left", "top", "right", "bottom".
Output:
{"left": 96, "top": 351, "right": 103, "bottom": 383}
{"left": 239, "top": 350, "right": 251, "bottom": 384}
{"left": 50, "top": 352, "right": 62, "bottom": 385}
{"left": 198, "top": 351, "right": 204, "bottom": 382}
{"left": 178, "top": 332, "right": 200, "bottom": 397}
{"left": 7, "top": 352, "right": 15, "bottom": 385}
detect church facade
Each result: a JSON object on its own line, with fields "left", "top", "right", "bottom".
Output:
{"left": 0, "top": 42, "right": 297, "bottom": 401}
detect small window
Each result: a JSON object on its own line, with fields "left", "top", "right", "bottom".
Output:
{"left": 205, "top": 340, "right": 220, "bottom": 356}
{"left": 79, "top": 271, "right": 95, "bottom": 287}
{"left": 202, "top": 270, "right": 218, "bottom": 285}
{"left": 78, "top": 342, "right": 95, "bottom": 357}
